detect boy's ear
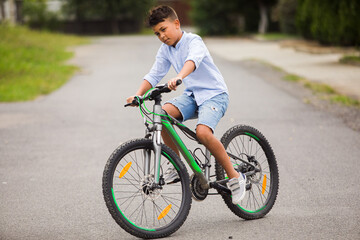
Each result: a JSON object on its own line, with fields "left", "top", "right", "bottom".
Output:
{"left": 174, "top": 19, "right": 180, "bottom": 29}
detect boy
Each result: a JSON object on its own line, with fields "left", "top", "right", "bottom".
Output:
{"left": 126, "top": 5, "right": 246, "bottom": 204}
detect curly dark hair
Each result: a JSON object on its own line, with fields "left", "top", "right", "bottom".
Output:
{"left": 147, "top": 5, "right": 178, "bottom": 27}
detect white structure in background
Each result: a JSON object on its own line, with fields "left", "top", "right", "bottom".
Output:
{"left": 0, "top": 0, "right": 63, "bottom": 23}
{"left": 0, "top": 0, "right": 17, "bottom": 24}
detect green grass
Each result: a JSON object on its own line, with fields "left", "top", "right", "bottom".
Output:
{"left": 330, "top": 95, "right": 360, "bottom": 107}
{"left": 304, "top": 81, "right": 336, "bottom": 94}
{"left": 339, "top": 55, "right": 360, "bottom": 66}
{"left": 0, "top": 24, "right": 88, "bottom": 102}
{"left": 282, "top": 73, "right": 359, "bottom": 107}
{"left": 255, "top": 33, "right": 299, "bottom": 41}
{"left": 283, "top": 74, "right": 303, "bottom": 82}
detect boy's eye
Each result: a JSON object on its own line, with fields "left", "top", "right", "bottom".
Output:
{"left": 161, "top": 28, "right": 166, "bottom": 32}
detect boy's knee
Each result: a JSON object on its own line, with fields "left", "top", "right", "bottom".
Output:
{"left": 162, "top": 103, "right": 182, "bottom": 119}
{"left": 196, "top": 125, "right": 212, "bottom": 143}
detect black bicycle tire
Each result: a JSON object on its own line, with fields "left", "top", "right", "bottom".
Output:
{"left": 215, "top": 125, "right": 279, "bottom": 220}
{"left": 103, "top": 138, "right": 192, "bottom": 239}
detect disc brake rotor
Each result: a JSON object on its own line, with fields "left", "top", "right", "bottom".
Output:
{"left": 141, "top": 174, "right": 162, "bottom": 200}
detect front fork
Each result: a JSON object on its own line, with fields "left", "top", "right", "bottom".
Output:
{"left": 142, "top": 104, "right": 163, "bottom": 184}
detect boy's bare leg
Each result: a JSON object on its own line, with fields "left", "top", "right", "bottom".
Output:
{"left": 196, "top": 124, "right": 240, "bottom": 179}
{"left": 161, "top": 103, "right": 182, "bottom": 157}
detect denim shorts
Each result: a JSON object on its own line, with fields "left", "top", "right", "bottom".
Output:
{"left": 165, "top": 92, "right": 229, "bottom": 132}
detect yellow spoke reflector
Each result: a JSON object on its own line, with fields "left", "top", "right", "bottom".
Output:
{"left": 158, "top": 204, "right": 172, "bottom": 220}
{"left": 119, "top": 162, "right": 132, "bottom": 178}
{"left": 262, "top": 174, "right": 267, "bottom": 194}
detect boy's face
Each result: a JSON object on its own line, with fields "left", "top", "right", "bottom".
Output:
{"left": 152, "top": 18, "right": 182, "bottom": 47}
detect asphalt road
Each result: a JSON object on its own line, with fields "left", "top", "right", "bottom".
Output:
{"left": 1, "top": 35, "right": 359, "bottom": 240}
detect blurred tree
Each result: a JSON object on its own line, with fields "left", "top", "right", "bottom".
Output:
{"left": 62, "top": 0, "right": 154, "bottom": 34}
{"left": 22, "top": 0, "right": 60, "bottom": 30}
{"left": 257, "top": 0, "right": 277, "bottom": 34}
{"left": 190, "top": 0, "right": 239, "bottom": 35}
{"left": 0, "top": 0, "right": 5, "bottom": 21}
{"left": 273, "top": 0, "right": 297, "bottom": 34}
{"left": 297, "top": 0, "right": 360, "bottom": 45}
{"left": 191, "top": 0, "right": 278, "bottom": 35}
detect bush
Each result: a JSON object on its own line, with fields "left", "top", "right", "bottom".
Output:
{"left": 61, "top": 0, "right": 154, "bottom": 34}
{"left": 191, "top": 0, "right": 278, "bottom": 35}
{"left": 190, "top": 0, "right": 240, "bottom": 35}
{"left": 297, "top": 0, "right": 360, "bottom": 46}
{"left": 23, "top": 0, "right": 60, "bottom": 31}
{"left": 274, "top": 0, "right": 298, "bottom": 34}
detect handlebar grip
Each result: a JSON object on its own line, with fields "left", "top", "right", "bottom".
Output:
{"left": 124, "top": 98, "right": 140, "bottom": 107}
{"left": 124, "top": 103, "right": 132, "bottom": 107}
{"left": 176, "top": 79, "right": 182, "bottom": 86}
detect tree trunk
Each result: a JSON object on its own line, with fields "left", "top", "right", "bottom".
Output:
{"left": 15, "top": 0, "right": 23, "bottom": 24}
{"left": 8, "top": 0, "right": 17, "bottom": 24}
{"left": 257, "top": 0, "right": 268, "bottom": 34}
{"left": 0, "top": 0, "right": 5, "bottom": 21}
{"left": 111, "top": 18, "right": 119, "bottom": 34}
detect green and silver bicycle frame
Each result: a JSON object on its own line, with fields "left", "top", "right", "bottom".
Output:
{"left": 162, "top": 119, "right": 210, "bottom": 188}
{"left": 144, "top": 97, "right": 211, "bottom": 189}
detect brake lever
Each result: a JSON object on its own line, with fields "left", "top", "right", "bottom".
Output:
{"left": 124, "top": 98, "right": 141, "bottom": 107}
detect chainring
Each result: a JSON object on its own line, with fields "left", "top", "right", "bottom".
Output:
{"left": 190, "top": 174, "right": 208, "bottom": 201}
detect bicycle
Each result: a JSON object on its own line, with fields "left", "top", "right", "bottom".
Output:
{"left": 102, "top": 80, "right": 279, "bottom": 239}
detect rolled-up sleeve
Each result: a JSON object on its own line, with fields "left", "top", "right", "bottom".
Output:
{"left": 185, "top": 37, "right": 207, "bottom": 70}
{"left": 144, "top": 46, "right": 171, "bottom": 87}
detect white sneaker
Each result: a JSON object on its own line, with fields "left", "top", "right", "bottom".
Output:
{"left": 227, "top": 173, "right": 246, "bottom": 205}
{"left": 163, "top": 166, "right": 179, "bottom": 184}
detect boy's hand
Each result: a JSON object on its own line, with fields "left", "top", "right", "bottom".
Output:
{"left": 168, "top": 77, "right": 182, "bottom": 91}
{"left": 126, "top": 96, "right": 137, "bottom": 107}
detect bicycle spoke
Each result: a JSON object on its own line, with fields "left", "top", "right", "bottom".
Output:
{"left": 254, "top": 185, "right": 265, "bottom": 206}
{"left": 236, "top": 136, "right": 247, "bottom": 155}
{"left": 250, "top": 189, "right": 261, "bottom": 209}
{"left": 255, "top": 184, "right": 267, "bottom": 205}
{"left": 153, "top": 201, "right": 168, "bottom": 224}
{"left": 127, "top": 154, "right": 142, "bottom": 180}
{"left": 108, "top": 142, "right": 188, "bottom": 232}
{"left": 230, "top": 140, "right": 241, "bottom": 157}
{"left": 161, "top": 194, "right": 182, "bottom": 202}
{"left": 239, "top": 136, "right": 249, "bottom": 155}
{"left": 161, "top": 195, "right": 181, "bottom": 210}
{"left": 129, "top": 194, "right": 148, "bottom": 219}
{"left": 116, "top": 175, "right": 141, "bottom": 190}
{"left": 118, "top": 189, "right": 142, "bottom": 206}
{"left": 115, "top": 193, "right": 142, "bottom": 200}
{"left": 116, "top": 164, "right": 140, "bottom": 184}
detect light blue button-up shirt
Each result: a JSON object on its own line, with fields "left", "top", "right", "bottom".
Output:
{"left": 144, "top": 31, "right": 228, "bottom": 106}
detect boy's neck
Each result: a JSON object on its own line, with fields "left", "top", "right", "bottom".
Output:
{"left": 172, "top": 30, "right": 183, "bottom": 48}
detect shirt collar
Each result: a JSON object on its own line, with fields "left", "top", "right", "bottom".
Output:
{"left": 174, "top": 31, "right": 186, "bottom": 50}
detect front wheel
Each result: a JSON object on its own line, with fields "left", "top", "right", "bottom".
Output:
{"left": 215, "top": 125, "right": 279, "bottom": 220}
{"left": 103, "top": 138, "right": 192, "bottom": 239}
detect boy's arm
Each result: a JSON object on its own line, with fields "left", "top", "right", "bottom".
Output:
{"left": 126, "top": 80, "right": 152, "bottom": 104}
{"left": 135, "top": 80, "right": 152, "bottom": 96}
{"left": 168, "top": 60, "right": 195, "bottom": 90}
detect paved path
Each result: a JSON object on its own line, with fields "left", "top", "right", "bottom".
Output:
{"left": 205, "top": 38, "right": 360, "bottom": 100}
{"left": 1, "top": 35, "right": 359, "bottom": 239}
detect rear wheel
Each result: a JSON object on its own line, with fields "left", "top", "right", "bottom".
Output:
{"left": 103, "top": 138, "right": 192, "bottom": 239}
{"left": 215, "top": 125, "right": 279, "bottom": 219}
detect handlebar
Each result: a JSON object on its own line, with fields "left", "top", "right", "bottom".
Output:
{"left": 124, "top": 79, "right": 182, "bottom": 107}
